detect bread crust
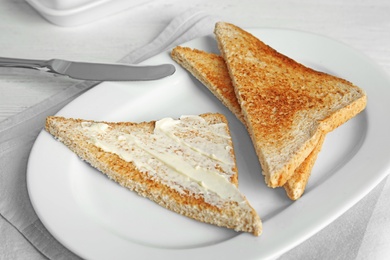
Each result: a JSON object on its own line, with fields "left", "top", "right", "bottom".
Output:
{"left": 45, "top": 114, "right": 262, "bottom": 236}
{"left": 214, "top": 22, "right": 367, "bottom": 188}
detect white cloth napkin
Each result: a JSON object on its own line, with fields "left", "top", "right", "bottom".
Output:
{"left": 0, "top": 9, "right": 221, "bottom": 260}
{"left": 278, "top": 176, "right": 390, "bottom": 260}
{"left": 1, "top": 8, "right": 389, "bottom": 260}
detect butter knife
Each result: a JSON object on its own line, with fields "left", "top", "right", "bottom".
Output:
{"left": 0, "top": 57, "right": 175, "bottom": 81}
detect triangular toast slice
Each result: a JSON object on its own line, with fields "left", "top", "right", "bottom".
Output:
{"left": 214, "top": 22, "right": 366, "bottom": 188}
{"left": 171, "top": 46, "right": 324, "bottom": 200}
{"left": 45, "top": 114, "right": 262, "bottom": 236}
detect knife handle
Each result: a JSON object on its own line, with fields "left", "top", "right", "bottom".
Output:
{"left": 0, "top": 57, "right": 48, "bottom": 69}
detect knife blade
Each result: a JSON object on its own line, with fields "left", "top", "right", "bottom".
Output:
{"left": 0, "top": 57, "right": 176, "bottom": 81}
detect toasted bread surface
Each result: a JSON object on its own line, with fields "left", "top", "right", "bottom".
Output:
{"left": 171, "top": 46, "right": 325, "bottom": 199}
{"left": 214, "top": 22, "right": 367, "bottom": 188}
{"left": 45, "top": 114, "right": 262, "bottom": 236}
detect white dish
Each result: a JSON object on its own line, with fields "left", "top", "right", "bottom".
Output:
{"left": 27, "top": 28, "right": 390, "bottom": 259}
{"left": 25, "top": 0, "right": 153, "bottom": 26}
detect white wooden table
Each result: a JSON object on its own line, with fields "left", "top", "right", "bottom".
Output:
{"left": 1, "top": 0, "right": 389, "bottom": 259}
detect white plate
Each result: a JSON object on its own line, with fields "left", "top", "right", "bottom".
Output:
{"left": 27, "top": 28, "right": 390, "bottom": 260}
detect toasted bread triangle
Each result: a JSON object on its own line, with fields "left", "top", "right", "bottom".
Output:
{"left": 171, "top": 46, "right": 324, "bottom": 200}
{"left": 45, "top": 114, "right": 262, "bottom": 236}
{"left": 214, "top": 22, "right": 366, "bottom": 188}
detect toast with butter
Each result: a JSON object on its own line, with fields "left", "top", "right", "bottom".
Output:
{"left": 171, "top": 46, "right": 324, "bottom": 200}
{"left": 214, "top": 22, "right": 367, "bottom": 188}
{"left": 45, "top": 114, "right": 262, "bottom": 236}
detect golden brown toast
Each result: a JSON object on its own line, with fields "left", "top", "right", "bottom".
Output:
{"left": 45, "top": 114, "right": 262, "bottom": 236}
{"left": 171, "top": 46, "right": 323, "bottom": 200}
{"left": 214, "top": 22, "right": 366, "bottom": 188}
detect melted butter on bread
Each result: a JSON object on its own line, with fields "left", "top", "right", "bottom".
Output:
{"left": 45, "top": 114, "right": 262, "bottom": 236}
{"left": 81, "top": 115, "right": 247, "bottom": 208}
